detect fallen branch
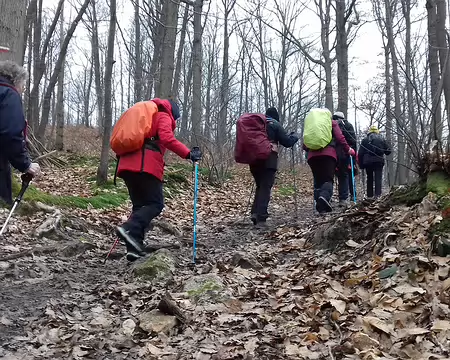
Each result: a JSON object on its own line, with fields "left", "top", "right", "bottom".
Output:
{"left": 158, "top": 292, "right": 188, "bottom": 324}
{"left": 0, "top": 246, "right": 57, "bottom": 261}
{"left": 144, "top": 243, "right": 180, "bottom": 252}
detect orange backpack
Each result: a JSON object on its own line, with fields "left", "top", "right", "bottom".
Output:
{"left": 110, "top": 100, "right": 158, "bottom": 156}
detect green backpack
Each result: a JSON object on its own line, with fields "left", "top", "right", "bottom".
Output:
{"left": 303, "top": 108, "right": 332, "bottom": 150}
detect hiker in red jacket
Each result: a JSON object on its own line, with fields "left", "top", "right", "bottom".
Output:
{"left": 304, "top": 110, "right": 355, "bottom": 214}
{"left": 116, "top": 98, "right": 201, "bottom": 261}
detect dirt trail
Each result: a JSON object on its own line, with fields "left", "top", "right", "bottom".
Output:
{"left": 1, "top": 165, "right": 448, "bottom": 359}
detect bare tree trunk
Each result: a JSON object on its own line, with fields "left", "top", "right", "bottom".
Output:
{"left": 436, "top": 0, "right": 450, "bottom": 137}
{"left": 171, "top": 5, "right": 189, "bottom": 98}
{"left": 84, "top": 64, "right": 93, "bottom": 127}
{"left": 0, "top": 0, "right": 27, "bottom": 64}
{"left": 91, "top": 0, "right": 103, "bottom": 131}
{"left": 134, "top": 0, "right": 142, "bottom": 102}
{"left": 217, "top": 0, "right": 236, "bottom": 177}
{"left": 36, "top": 0, "right": 91, "bottom": 142}
{"left": 97, "top": 0, "right": 116, "bottom": 185}
{"left": 156, "top": 0, "right": 180, "bottom": 98}
{"left": 190, "top": 0, "right": 203, "bottom": 143}
{"left": 55, "top": 2, "right": 65, "bottom": 150}
{"left": 401, "top": 0, "right": 418, "bottom": 158}
{"left": 335, "top": 0, "right": 356, "bottom": 116}
{"left": 180, "top": 53, "right": 193, "bottom": 140}
{"left": 427, "top": 0, "right": 443, "bottom": 141}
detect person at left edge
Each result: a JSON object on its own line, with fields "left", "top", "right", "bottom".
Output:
{"left": 0, "top": 60, "right": 41, "bottom": 206}
{"left": 116, "top": 98, "right": 201, "bottom": 261}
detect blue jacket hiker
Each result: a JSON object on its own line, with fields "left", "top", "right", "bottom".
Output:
{"left": 0, "top": 61, "right": 40, "bottom": 205}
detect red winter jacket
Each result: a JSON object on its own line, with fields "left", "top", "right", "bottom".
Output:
{"left": 304, "top": 120, "right": 350, "bottom": 161}
{"left": 117, "top": 98, "right": 190, "bottom": 181}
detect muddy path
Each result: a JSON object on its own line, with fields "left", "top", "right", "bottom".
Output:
{"left": 0, "top": 167, "right": 318, "bottom": 359}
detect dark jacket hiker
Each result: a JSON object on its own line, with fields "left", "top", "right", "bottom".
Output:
{"left": 0, "top": 61, "right": 40, "bottom": 205}
{"left": 358, "top": 126, "right": 391, "bottom": 198}
{"left": 240, "top": 107, "right": 299, "bottom": 225}
{"left": 114, "top": 98, "right": 201, "bottom": 261}
{"left": 333, "top": 111, "right": 357, "bottom": 204}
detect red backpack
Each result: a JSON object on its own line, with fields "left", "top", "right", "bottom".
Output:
{"left": 234, "top": 113, "right": 273, "bottom": 164}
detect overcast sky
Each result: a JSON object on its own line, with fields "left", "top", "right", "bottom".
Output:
{"left": 46, "top": 0, "right": 426, "bottom": 133}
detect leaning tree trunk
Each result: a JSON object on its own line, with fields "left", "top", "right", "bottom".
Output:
{"left": 0, "top": 0, "right": 27, "bottom": 64}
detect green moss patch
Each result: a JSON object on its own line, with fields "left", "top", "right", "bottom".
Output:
{"left": 276, "top": 185, "right": 296, "bottom": 197}
{"left": 133, "top": 250, "right": 175, "bottom": 282}
{"left": 426, "top": 171, "right": 450, "bottom": 197}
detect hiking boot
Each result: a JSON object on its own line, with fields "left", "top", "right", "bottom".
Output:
{"left": 255, "top": 221, "right": 269, "bottom": 230}
{"left": 251, "top": 214, "right": 258, "bottom": 225}
{"left": 126, "top": 250, "right": 144, "bottom": 262}
{"left": 116, "top": 226, "right": 144, "bottom": 254}
{"left": 339, "top": 200, "right": 349, "bottom": 207}
{"left": 317, "top": 196, "right": 332, "bottom": 213}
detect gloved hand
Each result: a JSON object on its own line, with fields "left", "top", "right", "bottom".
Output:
{"left": 186, "top": 147, "right": 202, "bottom": 162}
{"left": 348, "top": 148, "right": 356, "bottom": 157}
{"left": 290, "top": 131, "right": 300, "bottom": 142}
{"left": 26, "top": 162, "right": 41, "bottom": 177}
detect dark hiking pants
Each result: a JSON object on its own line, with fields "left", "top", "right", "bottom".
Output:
{"left": 366, "top": 165, "right": 383, "bottom": 198}
{"left": 250, "top": 165, "right": 276, "bottom": 222}
{"left": 120, "top": 171, "right": 164, "bottom": 247}
{"left": 308, "top": 156, "right": 336, "bottom": 205}
{"left": 337, "top": 161, "right": 350, "bottom": 201}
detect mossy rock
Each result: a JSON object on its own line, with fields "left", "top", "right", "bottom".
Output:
{"left": 133, "top": 249, "right": 175, "bottom": 283}
{"left": 390, "top": 182, "right": 427, "bottom": 206}
{"left": 183, "top": 274, "right": 230, "bottom": 304}
{"left": 426, "top": 171, "right": 450, "bottom": 197}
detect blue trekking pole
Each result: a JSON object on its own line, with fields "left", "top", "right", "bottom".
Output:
{"left": 350, "top": 156, "right": 357, "bottom": 204}
{"left": 192, "top": 160, "right": 199, "bottom": 264}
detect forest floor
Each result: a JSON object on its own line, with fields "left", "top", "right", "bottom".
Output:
{"left": 0, "top": 153, "right": 450, "bottom": 360}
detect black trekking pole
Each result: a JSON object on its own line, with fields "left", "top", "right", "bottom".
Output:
{"left": 0, "top": 173, "right": 33, "bottom": 235}
{"left": 291, "top": 147, "right": 298, "bottom": 219}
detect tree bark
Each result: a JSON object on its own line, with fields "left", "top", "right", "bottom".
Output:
{"left": 0, "top": 0, "right": 27, "bottom": 64}
{"left": 427, "top": 0, "right": 443, "bottom": 142}
{"left": 436, "top": 0, "right": 450, "bottom": 139}
{"left": 36, "top": 0, "right": 90, "bottom": 142}
{"left": 171, "top": 5, "right": 190, "bottom": 98}
{"left": 156, "top": 0, "right": 180, "bottom": 98}
{"left": 134, "top": 0, "right": 142, "bottom": 102}
{"left": 190, "top": 0, "right": 203, "bottom": 143}
{"left": 90, "top": 0, "right": 103, "bottom": 132}
{"left": 97, "top": 0, "right": 116, "bottom": 185}
{"left": 55, "top": 2, "right": 65, "bottom": 151}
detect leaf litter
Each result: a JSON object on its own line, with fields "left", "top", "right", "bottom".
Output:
{"left": 0, "top": 162, "right": 449, "bottom": 359}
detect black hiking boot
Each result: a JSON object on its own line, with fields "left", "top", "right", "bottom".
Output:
{"left": 251, "top": 214, "right": 258, "bottom": 225}
{"left": 116, "top": 226, "right": 145, "bottom": 254}
{"left": 316, "top": 196, "right": 332, "bottom": 213}
{"left": 126, "top": 250, "right": 144, "bottom": 262}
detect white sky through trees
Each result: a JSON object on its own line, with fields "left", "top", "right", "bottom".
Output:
{"left": 44, "top": 0, "right": 426, "bottom": 135}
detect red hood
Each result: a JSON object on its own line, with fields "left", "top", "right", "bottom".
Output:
{"left": 152, "top": 98, "right": 173, "bottom": 117}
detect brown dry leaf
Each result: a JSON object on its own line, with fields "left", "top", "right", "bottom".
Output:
{"left": 442, "top": 277, "right": 450, "bottom": 291}
{"left": 393, "top": 284, "right": 426, "bottom": 295}
{"left": 329, "top": 299, "right": 346, "bottom": 314}
{"left": 431, "top": 319, "right": 450, "bottom": 331}
{"left": 285, "top": 344, "right": 320, "bottom": 359}
{"left": 396, "top": 327, "right": 429, "bottom": 339}
{"left": 363, "top": 316, "right": 394, "bottom": 335}
{"left": 351, "top": 332, "right": 380, "bottom": 351}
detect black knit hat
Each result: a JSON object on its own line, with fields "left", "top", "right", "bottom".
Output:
{"left": 265, "top": 107, "right": 279, "bottom": 121}
{"left": 168, "top": 99, "right": 181, "bottom": 120}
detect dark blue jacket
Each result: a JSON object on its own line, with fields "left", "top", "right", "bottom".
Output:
{"left": 0, "top": 76, "right": 31, "bottom": 204}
